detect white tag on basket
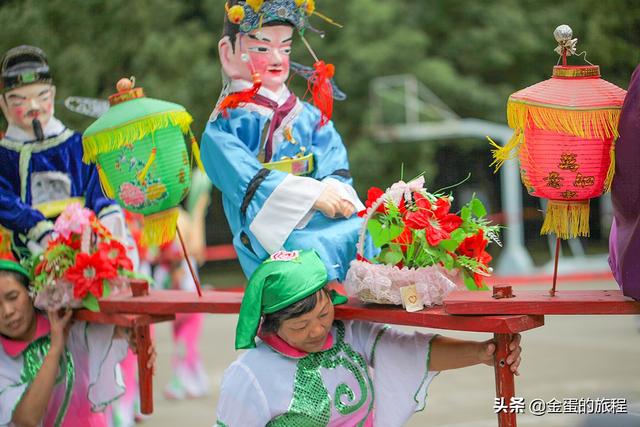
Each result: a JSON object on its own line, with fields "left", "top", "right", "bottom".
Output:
{"left": 400, "top": 285, "right": 424, "bottom": 312}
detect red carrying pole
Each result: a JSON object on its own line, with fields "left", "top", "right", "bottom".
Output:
{"left": 494, "top": 333, "right": 517, "bottom": 427}
{"left": 129, "top": 280, "right": 154, "bottom": 414}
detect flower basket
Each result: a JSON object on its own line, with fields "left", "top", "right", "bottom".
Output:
{"left": 344, "top": 178, "right": 499, "bottom": 307}
{"left": 27, "top": 203, "right": 137, "bottom": 311}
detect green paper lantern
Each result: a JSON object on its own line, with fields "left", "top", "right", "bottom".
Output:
{"left": 83, "top": 79, "right": 195, "bottom": 245}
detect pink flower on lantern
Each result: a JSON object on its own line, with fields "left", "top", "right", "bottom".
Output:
{"left": 54, "top": 203, "right": 93, "bottom": 239}
{"left": 119, "top": 182, "right": 146, "bottom": 208}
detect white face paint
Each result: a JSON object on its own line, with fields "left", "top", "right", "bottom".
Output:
{"left": 219, "top": 25, "right": 294, "bottom": 93}
{"left": 0, "top": 83, "right": 56, "bottom": 138}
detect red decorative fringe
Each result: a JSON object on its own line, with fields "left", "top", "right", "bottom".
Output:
{"left": 219, "top": 73, "right": 262, "bottom": 117}
{"left": 309, "top": 61, "right": 335, "bottom": 127}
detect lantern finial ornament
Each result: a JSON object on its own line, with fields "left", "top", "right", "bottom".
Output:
{"left": 491, "top": 26, "right": 626, "bottom": 240}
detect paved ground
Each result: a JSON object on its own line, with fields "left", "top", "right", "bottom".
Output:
{"left": 141, "top": 279, "right": 639, "bottom": 427}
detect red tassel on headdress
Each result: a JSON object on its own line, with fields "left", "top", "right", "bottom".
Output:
{"left": 309, "top": 61, "right": 335, "bottom": 127}
{"left": 219, "top": 73, "right": 262, "bottom": 117}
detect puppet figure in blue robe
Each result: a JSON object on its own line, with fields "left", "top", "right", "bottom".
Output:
{"left": 200, "top": 0, "right": 374, "bottom": 281}
{"left": 0, "top": 45, "right": 133, "bottom": 258}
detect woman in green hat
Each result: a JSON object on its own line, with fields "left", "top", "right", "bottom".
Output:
{"left": 215, "top": 249, "right": 522, "bottom": 426}
{"left": 0, "top": 249, "right": 154, "bottom": 427}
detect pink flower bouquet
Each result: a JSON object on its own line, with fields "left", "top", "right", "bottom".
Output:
{"left": 28, "top": 203, "right": 136, "bottom": 311}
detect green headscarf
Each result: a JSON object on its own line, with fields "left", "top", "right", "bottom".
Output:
{"left": 235, "top": 249, "right": 347, "bottom": 350}
{"left": 0, "top": 259, "right": 30, "bottom": 280}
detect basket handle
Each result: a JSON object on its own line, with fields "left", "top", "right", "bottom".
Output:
{"left": 356, "top": 177, "right": 425, "bottom": 257}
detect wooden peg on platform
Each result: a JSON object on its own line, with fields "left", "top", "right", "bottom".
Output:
{"left": 493, "top": 284, "right": 515, "bottom": 299}
{"left": 129, "top": 279, "right": 154, "bottom": 414}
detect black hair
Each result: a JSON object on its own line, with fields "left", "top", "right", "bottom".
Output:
{"left": 0, "top": 269, "right": 30, "bottom": 289}
{"left": 222, "top": 0, "right": 294, "bottom": 52}
{"left": 261, "top": 287, "right": 330, "bottom": 334}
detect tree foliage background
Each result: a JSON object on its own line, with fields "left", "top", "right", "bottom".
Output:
{"left": 1, "top": 0, "right": 638, "bottom": 249}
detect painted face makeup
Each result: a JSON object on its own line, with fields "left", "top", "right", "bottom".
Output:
{"left": 0, "top": 83, "right": 55, "bottom": 139}
{"left": 224, "top": 25, "right": 294, "bottom": 93}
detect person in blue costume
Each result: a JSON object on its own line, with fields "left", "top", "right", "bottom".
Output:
{"left": 201, "top": 0, "right": 373, "bottom": 281}
{"left": 0, "top": 45, "right": 132, "bottom": 258}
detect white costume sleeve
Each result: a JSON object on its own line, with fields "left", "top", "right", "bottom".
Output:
{"left": 68, "top": 322, "right": 127, "bottom": 411}
{"left": 349, "top": 321, "right": 439, "bottom": 427}
{"left": 0, "top": 349, "right": 28, "bottom": 426}
{"left": 214, "top": 361, "right": 272, "bottom": 427}
{"left": 249, "top": 174, "right": 326, "bottom": 253}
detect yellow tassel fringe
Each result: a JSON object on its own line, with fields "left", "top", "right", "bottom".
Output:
{"left": 604, "top": 139, "right": 616, "bottom": 193}
{"left": 83, "top": 111, "right": 193, "bottom": 163}
{"left": 541, "top": 200, "right": 590, "bottom": 239}
{"left": 507, "top": 100, "right": 621, "bottom": 141}
{"left": 191, "top": 136, "right": 206, "bottom": 173}
{"left": 97, "top": 164, "right": 115, "bottom": 199}
{"left": 141, "top": 208, "right": 179, "bottom": 246}
{"left": 490, "top": 100, "right": 622, "bottom": 174}
{"left": 488, "top": 132, "right": 523, "bottom": 172}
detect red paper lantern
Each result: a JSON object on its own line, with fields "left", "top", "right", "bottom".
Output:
{"left": 492, "top": 29, "right": 626, "bottom": 240}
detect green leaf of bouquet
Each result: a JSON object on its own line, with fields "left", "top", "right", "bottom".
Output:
{"left": 461, "top": 206, "right": 471, "bottom": 221}
{"left": 383, "top": 249, "right": 404, "bottom": 266}
{"left": 367, "top": 219, "right": 404, "bottom": 247}
{"left": 102, "top": 281, "right": 112, "bottom": 298}
{"left": 450, "top": 228, "right": 467, "bottom": 244}
{"left": 443, "top": 252, "right": 454, "bottom": 270}
{"left": 463, "top": 273, "right": 478, "bottom": 291}
{"left": 439, "top": 239, "right": 458, "bottom": 251}
{"left": 471, "top": 198, "right": 487, "bottom": 217}
{"left": 82, "top": 293, "right": 100, "bottom": 312}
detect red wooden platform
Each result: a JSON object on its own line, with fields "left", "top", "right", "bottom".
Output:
{"left": 98, "top": 290, "right": 544, "bottom": 333}
{"left": 96, "top": 287, "right": 541, "bottom": 426}
{"left": 443, "top": 289, "right": 640, "bottom": 315}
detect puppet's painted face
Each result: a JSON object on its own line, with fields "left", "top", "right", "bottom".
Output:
{"left": 219, "top": 25, "right": 294, "bottom": 93}
{"left": 277, "top": 289, "right": 335, "bottom": 353}
{"left": 0, "top": 273, "right": 36, "bottom": 341}
{"left": 0, "top": 83, "right": 55, "bottom": 137}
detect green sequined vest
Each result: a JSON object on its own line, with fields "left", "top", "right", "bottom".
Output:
{"left": 267, "top": 321, "right": 374, "bottom": 427}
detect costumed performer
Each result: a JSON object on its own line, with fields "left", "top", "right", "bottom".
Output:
{"left": 201, "top": 0, "right": 373, "bottom": 281}
{"left": 0, "top": 45, "right": 137, "bottom": 265}
{"left": 0, "top": 244, "right": 155, "bottom": 427}
{"left": 214, "top": 249, "right": 522, "bottom": 426}
{"left": 609, "top": 64, "right": 640, "bottom": 301}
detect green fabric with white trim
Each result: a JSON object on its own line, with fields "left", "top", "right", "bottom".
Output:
{"left": 235, "top": 249, "right": 347, "bottom": 350}
{"left": 0, "top": 259, "right": 29, "bottom": 279}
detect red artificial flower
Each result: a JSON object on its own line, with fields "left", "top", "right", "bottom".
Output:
{"left": 47, "top": 234, "right": 81, "bottom": 251}
{"left": 392, "top": 226, "right": 414, "bottom": 253}
{"left": 457, "top": 230, "right": 493, "bottom": 288}
{"left": 413, "top": 192, "right": 431, "bottom": 210}
{"left": 99, "top": 240, "right": 133, "bottom": 271}
{"left": 403, "top": 195, "right": 463, "bottom": 246}
{"left": 457, "top": 229, "right": 492, "bottom": 265}
{"left": 358, "top": 187, "right": 387, "bottom": 217}
{"left": 66, "top": 252, "right": 117, "bottom": 299}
